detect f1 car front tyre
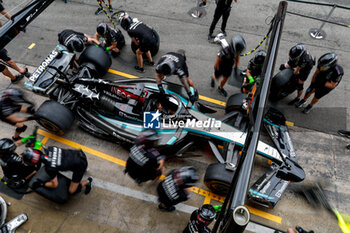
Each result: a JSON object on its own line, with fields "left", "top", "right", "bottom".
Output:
{"left": 225, "top": 93, "right": 247, "bottom": 114}
{"left": 131, "top": 29, "right": 160, "bottom": 56}
{"left": 35, "top": 100, "right": 75, "bottom": 135}
{"left": 79, "top": 45, "right": 112, "bottom": 77}
{"left": 204, "top": 163, "right": 234, "bottom": 195}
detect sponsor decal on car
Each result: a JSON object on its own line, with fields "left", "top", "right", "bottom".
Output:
{"left": 29, "top": 49, "right": 59, "bottom": 82}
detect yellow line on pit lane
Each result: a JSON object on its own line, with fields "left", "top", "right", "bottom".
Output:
{"left": 28, "top": 43, "right": 36, "bottom": 50}
{"left": 108, "top": 68, "right": 294, "bottom": 127}
{"left": 37, "top": 128, "right": 282, "bottom": 224}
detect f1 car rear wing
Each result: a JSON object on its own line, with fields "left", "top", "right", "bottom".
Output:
{"left": 0, "top": 0, "right": 55, "bottom": 50}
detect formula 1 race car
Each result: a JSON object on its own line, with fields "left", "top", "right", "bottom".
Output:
{"left": 25, "top": 44, "right": 304, "bottom": 207}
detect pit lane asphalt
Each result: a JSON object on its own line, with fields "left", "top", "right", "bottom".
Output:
{"left": 0, "top": 0, "right": 349, "bottom": 232}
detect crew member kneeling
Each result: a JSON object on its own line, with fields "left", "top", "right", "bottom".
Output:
{"left": 125, "top": 130, "right": 165, "bottom": 184}
{"left": 23, "top": 147, "right": 93, "bottom": 195}
{"left": 0, "top": 138, "right": 39, "bottom": 188}
{"left": 241, "top": 50, "right": 266, "bottom": 94}
{"left": 157, "top": 166, "right": 199, "bottom": 212}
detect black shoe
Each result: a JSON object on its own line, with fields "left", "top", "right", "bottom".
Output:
{"left": 199, "top": 1, "right": 207, "bottom": 7}
{"left": 221, "top": 31, "right": 227, "bottom": 37}
{"left": 210, "top": 78, "right": 215, "bottom": 88}
{"left": 144, "top": 60, "right": 155, "bottom": 66}
{"left": 84, "top": 177, "right": 93, "bottom": 195}
{"left": 95, "top": 8, "right": 103, "bottom": 15}
{"left": 346, "top": 144, "right": 350, "bottom": 150}
{"left": 288, "top": 97, "right": 299, "bottom": 105}
{"left": 208, "top": 34, "right": 214, "bottom": 41}
{"left": 218, "top": 87, "right": 227, "bottom": 97}
{"left": 134, "top": 66, "right": 145, "bottom": 73}
{"left": 21, "top": 68, "right": 31, "bottom": 78}
{"left": 158, "top": 204, "right": 176, "bottom": 212}
{"left": 302, "top": 104, "right": 312, "bottom": 114}
{"left": 338, "top": 130, "right": 350, "bottom": 138}
{"left": 11, "top": 74, "right": 24, "bottom": 84}
{"left": 295, "top": 99, "right": 306, "bottom": 108}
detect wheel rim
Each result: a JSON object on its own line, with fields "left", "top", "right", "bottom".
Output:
{"left": 205, "top": 180, "right": 230, "bottom": 195}
{"left": 38, "top": 118, "right": 64, "bottom": 135}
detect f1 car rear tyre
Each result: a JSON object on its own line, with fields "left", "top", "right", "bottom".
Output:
{"left": 131, "top": 29, "right": 160, "bottom": 56}
{"left": 35, "top": 100, "right": 75, "bottom": 135}
{"left": 204, "top": 163, "right": 234, "bottom": 195}
{"left": 269, "top": 68, "right": 294, "bottom": 101}
{"left": 225, "top": 93, "right": 247, "bottom": 114}
{"left": 79, "top": 44, "right": 112, "bottom": 77}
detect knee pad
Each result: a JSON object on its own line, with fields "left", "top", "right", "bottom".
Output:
{"left": 16, "top": 124, "right": 27, "bottom": 133}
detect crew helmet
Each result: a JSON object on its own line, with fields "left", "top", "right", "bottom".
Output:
{"left": 156, "top": 59, "right": 175, "bottom": 76}
{"left": 197, "top": 205, "right": 217, "bottom": 225}
{"left": 0, "top": 138, "right": 16, "bottom": 157}
{"left": 230, "top": 35, "right": 246, "bottom": 55}
{"left": 22, "top": 148, "right": 41, "bottom": 165}
{"left": 0, "top": 88, "right": 26, "bottom": 103}
{"left": 174, "top": 166, "right": 199, "bottom": 188}
{"left": 252, "top": 50, "right": 267, "bottom": 66}
{"left": 97, "top": 22, "right": 108, "bottom": 36}
{"left": 318, "top": 53, "right": 338, "bottom": 71}
{"left": 289, "top": 44, "right": 306, "bottom": 64}
{"left": 67, "top": 37, "right": 84, "bottom": 52}
{"left": 120, "top": 13, "right": 133, "bottom": 31}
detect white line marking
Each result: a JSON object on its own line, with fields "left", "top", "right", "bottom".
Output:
{"left": 92, "top": 178, "right": 283, "bottom": 233}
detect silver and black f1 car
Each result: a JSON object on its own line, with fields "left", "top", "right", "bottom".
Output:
{"left": 25, "top": 44, "right": 304, "bottom": 206}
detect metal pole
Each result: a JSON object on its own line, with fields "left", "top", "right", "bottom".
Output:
{"left": 309, "top": 5, "right": 336, "bottom": 39}
{"left": 212, "top": 1, "right": 288, "bottom": 232}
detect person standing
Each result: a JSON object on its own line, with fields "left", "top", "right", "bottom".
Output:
{"left": 295, "top": 53, "right": 343, "bottom": 114}
{"left": 155, "top": 51, "right": 198, "bottom": 104}
{"left": 0, "top": 1, "right": 11, "bottom": 27}
{"left": 95, "top": 0, "right": 112, "bottom": 15}
{"left": 279, "top": 44, "right": 315, "bottom": 105}
{"left": 210, "top": 35, "right": 246, "bottom": 97}
{"left": 120, "top": 13, "right": 156, "bottom": 73}
{"left": 124, "top": 130, "right": 165, "bottom": 184}
{"left": 208, "top": 0, "right": 237, "bottom": 40}
{"left": 0, "top": 89, "right": 36, "bottom": 141}
{"left": 0, "top": 49, "right": 30, "bottom": 83}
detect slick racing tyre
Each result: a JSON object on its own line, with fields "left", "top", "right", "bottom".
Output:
{"left": 204, "top": 163, "right": 234, "bottom": 195}
{"left": 269, "top": 68, "right": 294, "bottom": 101}
{"left": 131, "top": 29, "right": 160, "bottom": 56}
{"left": 225, "top": 93, "right": 248, "bottom": 114}
{"left": 79, "top": 44, "right": 112, "bottom": 77}
{"left": 35, "top": 100, "right": 75, "bottom": 135}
